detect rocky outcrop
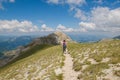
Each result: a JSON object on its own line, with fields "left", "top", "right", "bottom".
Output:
{"left": 54, "top": 31, "right": 72, "bottom": 42}
{"left": 27, "top": 31, "right": 72, "bottom": 47}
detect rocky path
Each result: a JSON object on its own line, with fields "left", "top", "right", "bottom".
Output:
{"left": 62, "top": 53, "right": 79, "bottom": 80}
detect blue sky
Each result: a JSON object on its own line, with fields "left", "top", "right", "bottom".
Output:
{"left": 0, "top": 0, "right": 120, "bottom": 36}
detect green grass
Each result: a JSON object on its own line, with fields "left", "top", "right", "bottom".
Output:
{"left": 0, "top": 45, "right": 64, "bottom": 80}
{"left": 0, "top": 44, "right": 52, "bottom": 69}
{"left": 56, "top": 74, "right": 63, "bottom": 80}
{"left": 73, "top": 60, "right": 82, "bottom": 71}
{"left": 68, "top": 40, "right": 120, "bottom": 80}
{"left": 0, "top": 39, "right": 120, "bottom": 80}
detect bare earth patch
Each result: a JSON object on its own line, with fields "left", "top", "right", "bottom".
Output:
{"left": 97, "top": 63, "right": 120, "bottom": 80}
{"left": 62, "top": 53, "right": 79, "bottom": 80}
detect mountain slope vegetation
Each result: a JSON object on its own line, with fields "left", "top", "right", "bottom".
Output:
{"left": 68, "top": 40, "right": 120, "bottom": 80}
{"left": 0, "top": 32, "right": 120, "bottom": 80}
{"left": 0, "top": 45, "right": 64, "bottom": 80}
{"left": 0, "top": 36, "right": 33, "bottom": 53}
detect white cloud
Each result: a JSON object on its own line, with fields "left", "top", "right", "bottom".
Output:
{"left": 9, "top": 0, "right": 15, "bottom": 3}
{"left": 97, "top": 0, "right": 103, "bottom": 3}
{"left": 79, "top": 22, "right": 96, "bottom": 30}
{"left": 80, "top": 28, "right": 87, "bottom": 32}
{"left": 75, "top": 7, "right": 120, "bottom": 33}
{"left": 93, "top": 0, "right": 103, "bottom": 4}
{"left": 47, "top": 0, "right": 59, "bottom": 4}
{"left": 46, "top": 0, "right": 120, "bottom": 34}
{"left": 66, "top": 0, "right": 86, "bottom": 5}
{"left": 0, "top": 20, "right": 77, "bottom": 33}
{"left": 74, "top": 8, "right": 87, "bottom": 20}
{"left": 46, "top": 0, "right": 87, "bottom": 22}
{"left": 90, "top": 7, "right": 120, "bottom": 32}
{"left": 56, "top": 24, "right": 66, "bottom": 30}
{"left": 0, "top": 20, "right": 39, "bottom": 33}
{"left": 56, "top": 24, "right": 74, "bottom": 32}
{"left": 65, "top": 28, "right": 74, "bottom": 32}
{"left": 41, "top": 24, "right": 54, "bottom": 31}
{"left": 56, "top": 24, "right": 89, "bottom": 32}
{"left": 47, "top": 0, "right": 85, "bottom": 5}
{"left": 46, "top": 0, "right": 86, "bottom": 21}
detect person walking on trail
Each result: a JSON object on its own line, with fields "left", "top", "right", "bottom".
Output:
{"left": 62, "top": 40, "right": 67, "bottom": 53}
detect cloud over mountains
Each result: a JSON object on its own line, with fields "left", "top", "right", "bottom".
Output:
{"left": 0, "top": 0, "right": 120, "bottom": 34}
{"left": 46, "top": 0, "right": 120, "bottom": 33}
{"left": 0, "top": 20, "right": 39, "bottom": 33}
{"left": 0, "top": 20, "right": 75, "bottom": 33}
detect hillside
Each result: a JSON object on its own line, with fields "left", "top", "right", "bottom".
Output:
{"left": 113, "top": 35, "right": 120, "bottom": 39}
{"left": 0, "top": 31, "right": 71, "bottom": 67}
{"left": 0, "top": 45, "right": 64, "bottom": 80}
{"left": 0, "top": 32, "right": 120, "bottom": 80}
{"left": 68, "top": 39, "right": 120, "bottom": 80}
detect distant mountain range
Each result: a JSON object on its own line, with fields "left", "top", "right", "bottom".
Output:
{"left": 68, "top": 34, "right": 109, "bottom": 43}
{"left": 0, "top": 36, "right": 34, "bottom": 53}
{"left": 0, "top": 34, "right": 119, "bottom": 54}
{"left": 113, "top": 35, "right": 120, "bottom": 39}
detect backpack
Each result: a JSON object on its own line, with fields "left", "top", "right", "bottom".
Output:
{"left": 63, "top": 42, "right": 66, "bottom": 47}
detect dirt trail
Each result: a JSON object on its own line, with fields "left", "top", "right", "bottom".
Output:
{"left": 62, "top": 53, "right": 79, "bottom": 80}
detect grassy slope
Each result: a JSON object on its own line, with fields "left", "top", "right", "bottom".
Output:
{"left": 0, "top": 44, "right": 52, "bottom": 68}
{"left": 68, "top": 40, "right": 120, "bottom": 80}
{"left": 0, "top": 39, "right": 120, "bottom": 80}
{"left": 0, "top": 45, "right": 64, "bottom": 80}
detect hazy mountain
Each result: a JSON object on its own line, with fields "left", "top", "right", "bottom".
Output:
{"left": 68, "top": 33, "right": 110, "bottom": 43}
{"left": 113, "top": 35, "right": 120, "bottom": 39}
{"left": 0, "top": 36, "right": 34, "bottom": 53}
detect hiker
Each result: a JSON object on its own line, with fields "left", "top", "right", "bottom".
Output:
{"left": 62, "top": 40, "right": 67, "bottom": 53}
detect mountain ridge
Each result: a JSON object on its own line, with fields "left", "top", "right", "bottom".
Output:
{"left": 0, "top": 32, "right": 120, "bottom": 80}
{"left": 113, "top": 35, "right": 120, "bottom": 39}
{"left": 0, "top": 31, "right": 71, "bottom": 67}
